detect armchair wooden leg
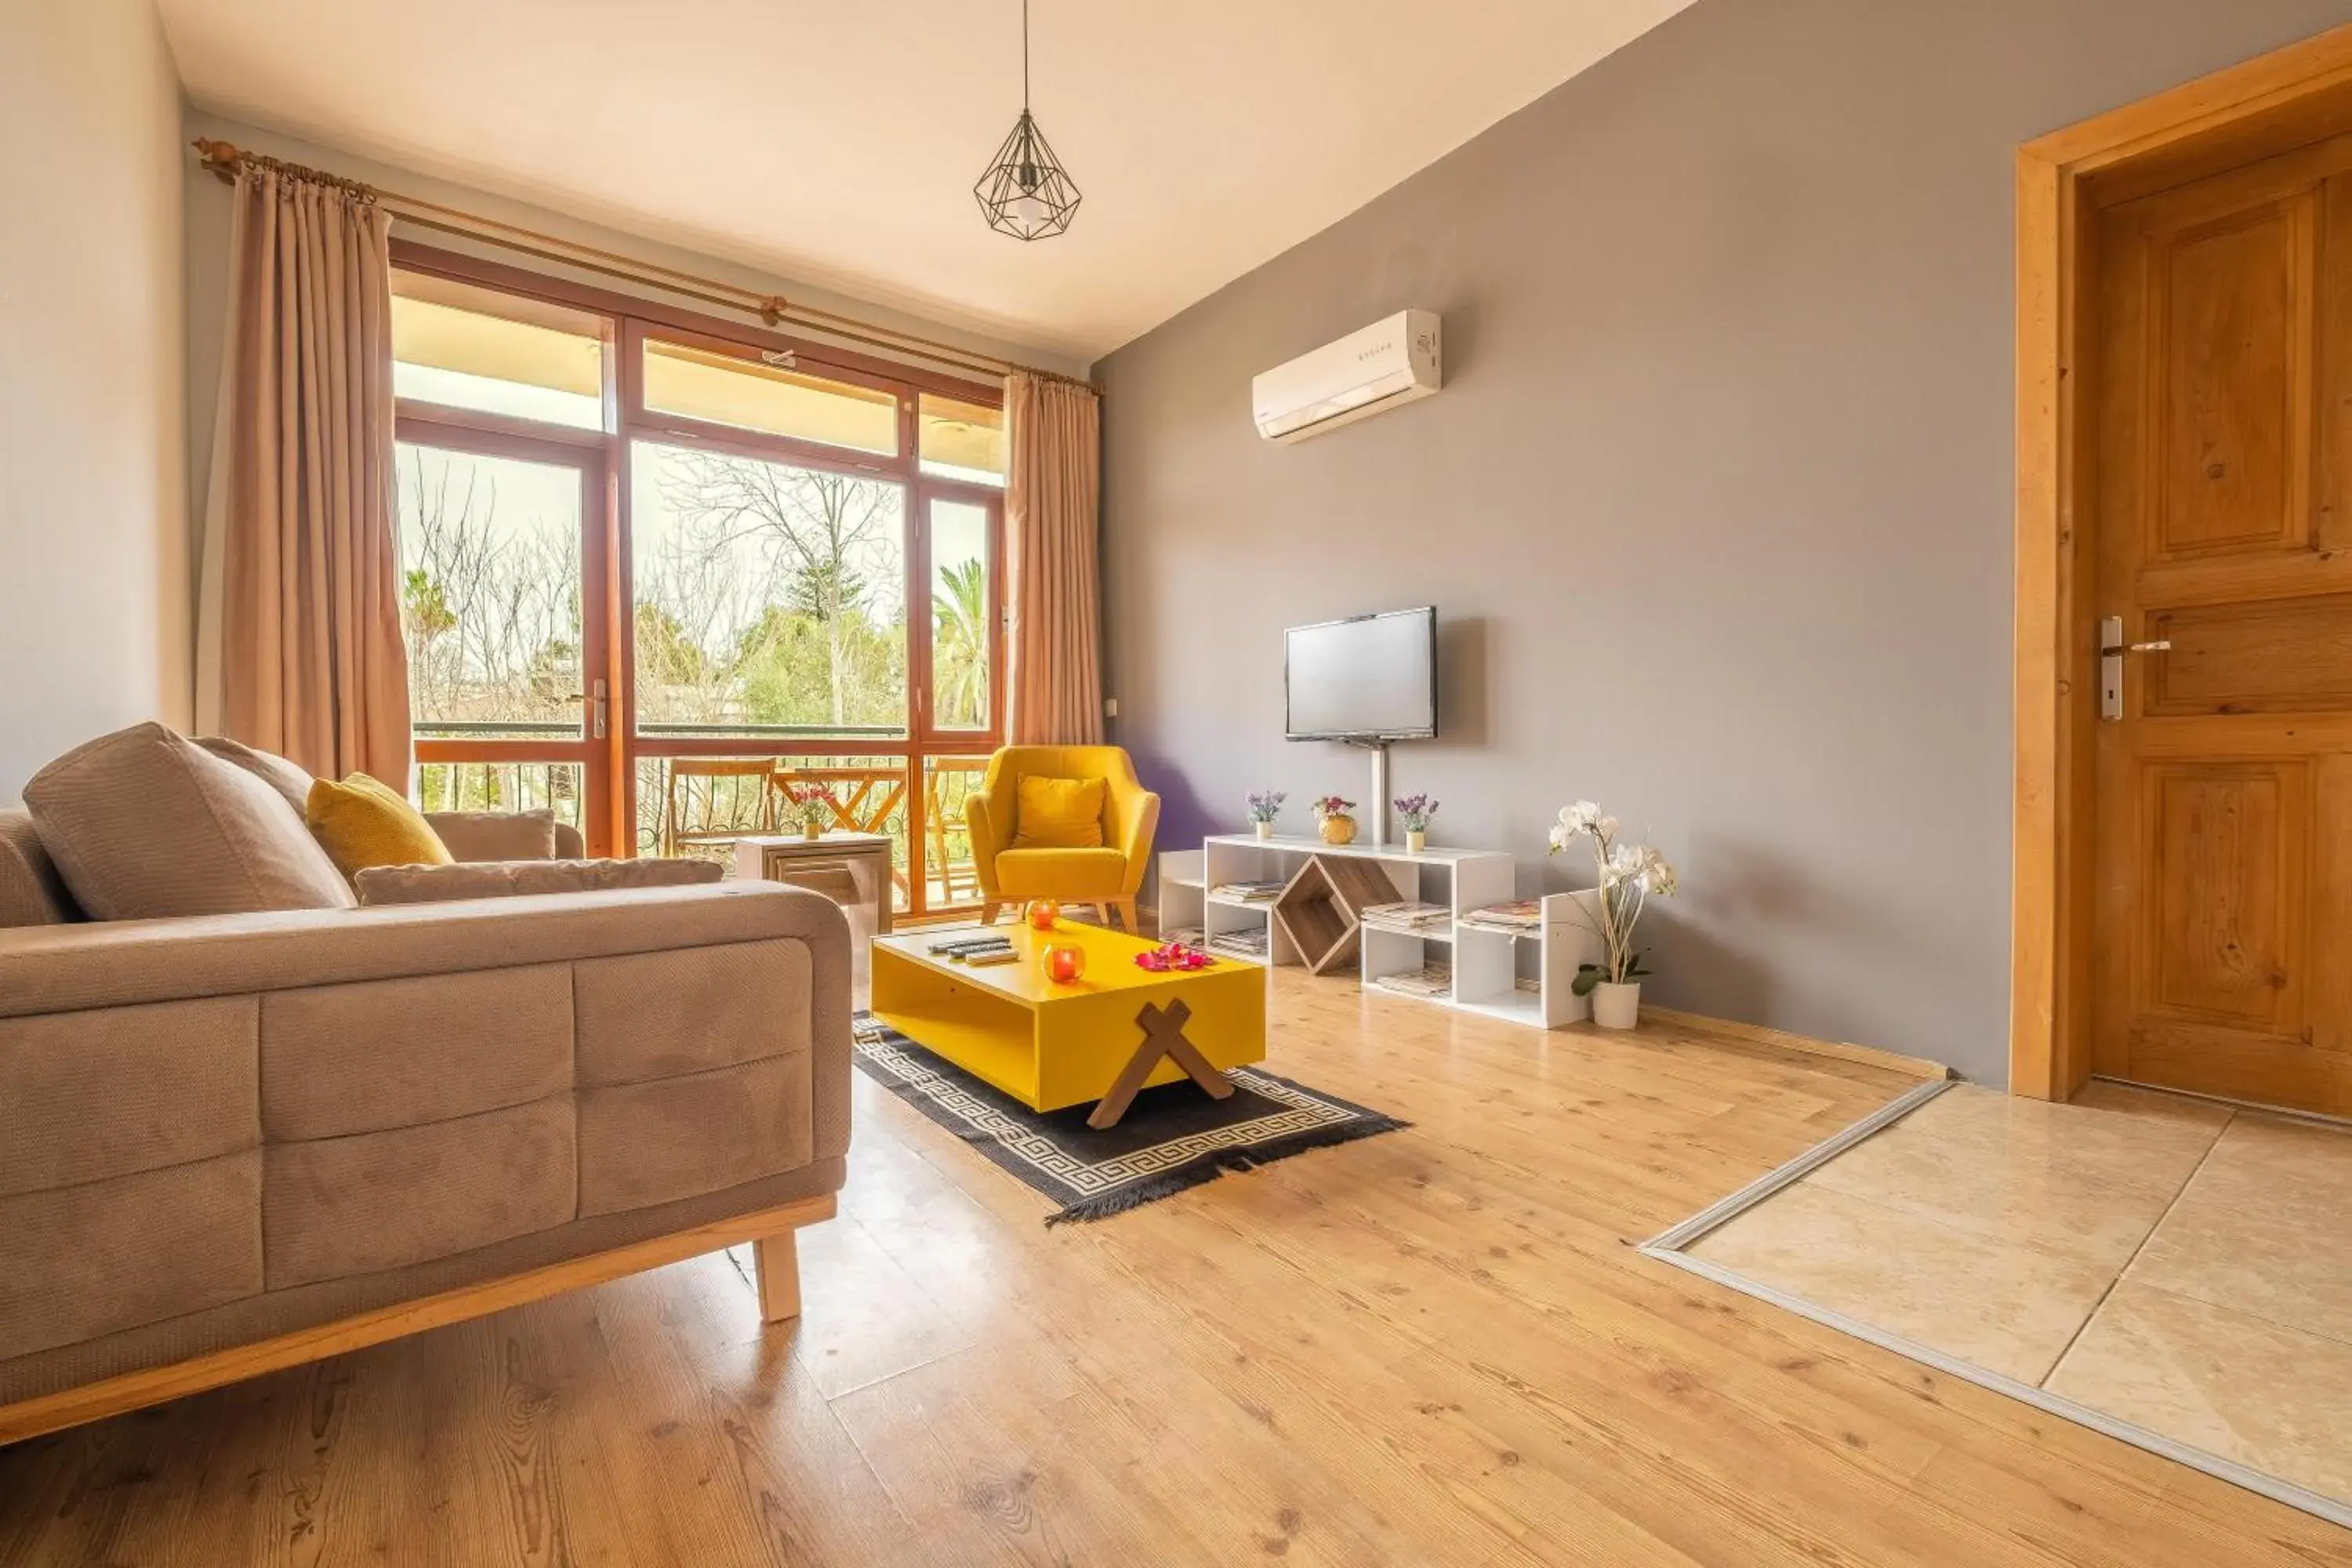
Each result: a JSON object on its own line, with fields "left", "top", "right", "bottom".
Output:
{"left": 1114, "top": 898, "right": 1138, "bottom": 934}
{"left": 753, "top": 1230, "right": 802, "bottom": 1323}
{"left": 981, "top": 900, "right": 1004, "bottom": 925}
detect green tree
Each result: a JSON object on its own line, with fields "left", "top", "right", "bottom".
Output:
{"left": 932, "top": 557, "right": 989, "bottom": 728}
{"left": 657, "top": 453, "right": 904, "bottom": 728}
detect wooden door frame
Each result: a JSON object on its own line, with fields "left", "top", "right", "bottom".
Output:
{"left": 2012, "top": 23, "right": 2352, "bottom": 1098}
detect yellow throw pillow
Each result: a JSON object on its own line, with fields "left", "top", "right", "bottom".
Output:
{"left": 1012, "top": 775, "right": 1107, "bottom": 849}
{"left": 306, "top": 772, "right": 454, "bottom": 879}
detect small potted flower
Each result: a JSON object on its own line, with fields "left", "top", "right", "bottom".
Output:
{"left": 1311, "top": 794, "right": 1358, "bottom": 846}
{"left": 1548, "top": 800, "right": 1678, "bottom": 1029}
{"left": 1247, "top": 789, "right": 1287, "bottom": 840}
{"left": 1393, "top": 793, "right": 1439, "bottom": 854}
{"left": 785, "top": 782, "right": 834, "bottom": 841}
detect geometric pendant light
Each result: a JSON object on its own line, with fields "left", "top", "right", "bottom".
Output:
{"left": 974, "top": 0, "right": 1081, "bottom": 240}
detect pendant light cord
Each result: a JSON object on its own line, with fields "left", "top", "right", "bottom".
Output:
{"left": 1022, "top": 0, "right": 1031, "bottom": 111}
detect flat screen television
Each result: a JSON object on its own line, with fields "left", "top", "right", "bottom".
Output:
{"left": 1284, "top": 607, "right": 1437, "bottom": 742}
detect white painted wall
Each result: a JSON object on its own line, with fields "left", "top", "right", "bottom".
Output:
{"left": 0, "top": 0, "right": 189, "bottom": 801}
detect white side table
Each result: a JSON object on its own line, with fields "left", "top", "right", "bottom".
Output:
{"left": 735, "top": 833, "right": 895, "bottom": 1008}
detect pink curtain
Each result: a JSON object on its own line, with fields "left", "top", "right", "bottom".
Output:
{"left": 1003, "top": 371, "right": 1103, "bottom": 746}
{"left": 198, "top": 163, "right": 410, "bottom": 788}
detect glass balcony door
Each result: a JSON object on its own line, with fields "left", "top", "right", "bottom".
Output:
{"left": 397, "top": 415, "right": 615, "bottom": 853}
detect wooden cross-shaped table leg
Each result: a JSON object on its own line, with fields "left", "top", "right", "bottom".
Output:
{"left": 1087, "top": 998, "right": 1236, "bottom": 1130}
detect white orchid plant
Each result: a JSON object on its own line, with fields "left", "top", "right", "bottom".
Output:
{"left": 1548, "top": 800, "right": 1679, "bottom": 994}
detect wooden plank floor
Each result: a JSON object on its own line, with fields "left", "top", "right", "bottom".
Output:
{"left": 3, "top": 970, "right": 2348, "bottom": 1566}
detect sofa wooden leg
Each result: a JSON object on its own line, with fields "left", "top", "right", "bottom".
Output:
{"left": 753, "top": 1230, "right": 802, "bottom": 1323}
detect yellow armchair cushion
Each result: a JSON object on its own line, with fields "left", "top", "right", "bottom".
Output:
{"left": 1012, "top": 775, "right": 1106, "bottom": 849}
{"left": 994, "top": 848, "right": 1130, "bottom": 899}
{"left": 306, "top": 773, "right": 454, "bottom": 878}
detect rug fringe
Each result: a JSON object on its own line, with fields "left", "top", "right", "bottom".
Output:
{"left": 1045, "top": 1116, "right": 1412, "bottom": 1226}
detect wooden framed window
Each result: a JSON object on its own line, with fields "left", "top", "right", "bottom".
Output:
{"left": 389, "top": 242, "right": 1006, "bottom": 917}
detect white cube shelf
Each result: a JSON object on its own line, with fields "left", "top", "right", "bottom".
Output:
{"left": 1158, "top": 834, "right": 1603, "bottom": 1029}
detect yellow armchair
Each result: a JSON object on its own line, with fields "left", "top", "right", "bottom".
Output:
{"left": 964, "top": 746, "right": 1159, "bottom": 931}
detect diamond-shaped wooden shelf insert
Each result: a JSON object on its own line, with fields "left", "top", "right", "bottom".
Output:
{"left": 1271, "top": 854, "right": 1409, "bottom": 977}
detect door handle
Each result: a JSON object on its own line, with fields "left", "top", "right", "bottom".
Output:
{"left": 565, "top": 678, "right": 610, "bottom": 740}
{"left": 2097, "top": 617, "right": 2169, "bottom": 720}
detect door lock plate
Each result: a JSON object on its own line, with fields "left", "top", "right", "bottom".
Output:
{"left": 2097, "top": 615, "right": 2170, "bottom": 720}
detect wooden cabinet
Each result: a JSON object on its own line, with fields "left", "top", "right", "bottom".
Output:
{"left": 735, "top": 833, "right": 894, "bottom": 1008}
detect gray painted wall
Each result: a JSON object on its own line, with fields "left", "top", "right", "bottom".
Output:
{"left": 1095, "top": 0, "right": 2352, "bottom": 1083}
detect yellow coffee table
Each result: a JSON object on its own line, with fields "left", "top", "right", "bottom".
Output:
{"left": 870, "top": 922, "right": 1266, "bottom": 1128}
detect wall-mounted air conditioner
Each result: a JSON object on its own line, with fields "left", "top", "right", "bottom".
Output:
{"left": 1251, "top": 310, "right": 1442, "bottom": 445}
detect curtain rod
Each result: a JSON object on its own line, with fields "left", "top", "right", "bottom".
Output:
{"left": 192, "top": 139, "right": 1094, "bottom": 390}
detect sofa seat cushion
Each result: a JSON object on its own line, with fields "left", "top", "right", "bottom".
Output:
{"left": 354, "top": 857, "right": 720, "bottom": 907}
{"left": 261, "top": 967, "right": 573, "bottom": 1140}
{"left": 23, "top": 723, "right": 356, "bottom": 920}
{"left": 993, "top": 846, "right": 1129, "bottom": 898}
{"left": 307, "top": 773, "right": 454, "bottom": 879}
{"left": 578, "top": 1054, "right": 810, "bottom": 1217}
{"left": 263, "top": 1098, "right": 575, "bottom": 1289}
{"left": 0, "top": 996, "right": 258, "bottom": 1196}
{"left": 574, "top": 938, "right": 811, "bottom": 1086}
{"left": 0, "top": 1152, "right": 262, "bottom": 1359}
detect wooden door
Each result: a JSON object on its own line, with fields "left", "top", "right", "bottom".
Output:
{"left": 2091, "top": 135, "right": 2352, "bottom": 1116}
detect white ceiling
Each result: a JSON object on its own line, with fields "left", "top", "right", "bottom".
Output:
{"left": 157, "top": 0, "right": 1695, "bottom": 363}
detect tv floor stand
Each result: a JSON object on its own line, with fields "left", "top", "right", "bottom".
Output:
{"left": 1352, "top": 739, "right": 1392, "bottom": 848}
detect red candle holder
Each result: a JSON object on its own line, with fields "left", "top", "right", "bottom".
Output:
{"left": 1026, "top": 898, "right": 1061, "bottom": 931}
{"left": 1041, "top": 942, "right": 1087, "bottom": 985}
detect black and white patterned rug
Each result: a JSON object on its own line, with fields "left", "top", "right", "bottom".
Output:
{"left": 851, "top": 1014, "right": 1410, "bottom": 1225}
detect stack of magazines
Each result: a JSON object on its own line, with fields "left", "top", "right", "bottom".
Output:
{"left": 1210, "top": 880, "right": 1287, "bottom": 904}
{"left": 1209, "top": 926, "right": 1271, "bottom": 958}
{"left": 1357, "top": 900, "right": 1453, "bottom": 934}
{"left": 1459, "top": 899, "right": 1543, "bottom": 934}
{"left": 1372, "top": 964, "right": 1452, "bottom": 997}
{"left": 1160, "top": 926, "right": 1207, "bottom": 949}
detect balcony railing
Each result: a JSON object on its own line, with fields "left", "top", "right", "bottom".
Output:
{"left": 416, "top": 748, "right": 989, "bottom": 918}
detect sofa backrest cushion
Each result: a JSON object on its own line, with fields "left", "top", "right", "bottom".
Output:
{"left": 354, "top": 856, "right": 723, "bottom": 906}
{"left": 0, "top": 809, "right": 78, "bottom": 927}
{"left": 193, "top": 735, "right": 316, "bottom": 817}
{"left": 23, "top": 723, "right": 358, "bottom": 920}
{"left": 424, "top": 808, "right": 559, "bottom": 862}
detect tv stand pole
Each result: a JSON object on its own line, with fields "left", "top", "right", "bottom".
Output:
{"left": 1359, "top": 740, "right": 1392, "bottom": 848}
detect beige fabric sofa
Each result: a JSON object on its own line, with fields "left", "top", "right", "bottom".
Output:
{"left": 0, "top": 807, "right": 850, "bottom": 1441}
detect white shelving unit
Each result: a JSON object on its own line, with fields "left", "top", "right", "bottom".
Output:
{"left": 1158, "top": 833, "right": 1603, "bottom": 1029}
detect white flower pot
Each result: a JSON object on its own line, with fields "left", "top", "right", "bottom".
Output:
{"left": 1406, "top": 829, "right": 1426, "bottom": 854}
{"left": 1590, "top": 981, "right": 1642, "bottom": 1030}
{"left": 1254, "top": 819, "right": 1274, "bottom": 840}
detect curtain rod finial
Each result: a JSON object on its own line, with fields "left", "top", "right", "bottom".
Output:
{"left": 192, "top": 138, "right": 241, "bottom": 183}
{"left": 758, "top": 296, "right": 788, "bottom": 327}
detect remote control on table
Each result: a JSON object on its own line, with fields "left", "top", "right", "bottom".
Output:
{"left": 963, "top": 949, "right": 1020, "bottom": 967}
{"left": 928, "top": 936, "right": 1012, "bottom": 956}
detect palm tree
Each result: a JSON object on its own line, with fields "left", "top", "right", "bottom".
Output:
{"left": 932, "top": 558, "right": 989, "bottom": 728}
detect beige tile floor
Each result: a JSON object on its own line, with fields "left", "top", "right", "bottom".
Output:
{"left": 1685, "top": 1080, "right": 2352, "bottom": 1510}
